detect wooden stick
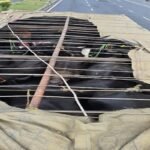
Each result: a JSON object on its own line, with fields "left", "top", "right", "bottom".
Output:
{"left": 29, "top": 17, "right": 70, "bottom": 108}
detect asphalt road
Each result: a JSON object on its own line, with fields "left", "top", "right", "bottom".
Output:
{"left": 11, "top": 0, "right": 23, "bottom": 3}
{"left": 46, "top": 0, "right": 150, "bottom": 30}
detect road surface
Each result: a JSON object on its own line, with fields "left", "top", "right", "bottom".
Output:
{"left": 45, "top": 0, "right": 150, "bottom": 30}
{"left": 11, "top": 0, "right": 23, "bottom": 3}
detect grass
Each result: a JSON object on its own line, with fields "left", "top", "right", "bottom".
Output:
{"left": 10, "top": 0, "right": 54, "bottom": 11}
{"left": 0, "top": 1, "right": 11, "bottom": 11}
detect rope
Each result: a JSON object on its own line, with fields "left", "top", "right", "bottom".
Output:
{"left": 7, "top": 24, "right": 88, "bottom": 117}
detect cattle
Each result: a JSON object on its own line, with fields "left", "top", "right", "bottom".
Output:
{"left": 81, "top": 42, "right": 150, "bottom": 111}
{"left": 0, "top": 21, "right": 149, "bottom": 113}
{"left": 88, "top": 90, "right": 150, "bottom": 110}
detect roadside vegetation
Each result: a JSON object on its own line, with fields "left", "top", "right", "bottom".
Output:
{"left": 0, "top": 0, "right": 11, "bottom": 11}
{"left": 10, "top": 0, "right": 54, "bottom": 11}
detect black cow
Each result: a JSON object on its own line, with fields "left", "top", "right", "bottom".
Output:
{"left": 0, "top": 27, "right": 149, "bottom": 113}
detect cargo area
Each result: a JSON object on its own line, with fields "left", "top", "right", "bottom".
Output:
{"left": 0, "top": 11, "right": 150, "bottom": 149}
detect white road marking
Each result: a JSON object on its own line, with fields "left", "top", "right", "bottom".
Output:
{"left": 124, "top": 0, "right": 150, "bottom": 9}
{"left": 143, "top": 16, "right": 150, "bottom": 22}
{"left": 85, "top": 0, "right": 90, "bottom": 7}
{"left": 91, "top": 8, "right": 94, "bottom": 12}
{"left": 85, "top": 0, "right": 94, "bottom": 12}
{"left": 46, "top": 0, "right": 63, "bottom": 12}
{"left": 128, "top": 9, "right": 134, "bottom": 13}
{"left": 119, "top": 5, "right": 123, "bottom": 8}
{"left": 85, "top": 0, "right": 88, "bottom": 4}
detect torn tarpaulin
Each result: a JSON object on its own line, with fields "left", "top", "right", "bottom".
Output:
{"left": 129, "top": 48, "right": 150, "bottom": 84}
{"left": 0, "top": 101, "right": 150, "bottom": 150}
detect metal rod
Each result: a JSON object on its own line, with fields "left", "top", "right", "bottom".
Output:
{"left": 0, "top": 67, "right": 133, "bottom": 73}
{"left": 1, "top": 95, "right": 150, "bottom": 101}
{"left": 0, "top": 73, "right": 138, "bottom": 81}
{"left": 0, "top": 88, "right": 150, "bottom": 92}
{"left": 0, "top": 55, "right": 131, "bottom": 62}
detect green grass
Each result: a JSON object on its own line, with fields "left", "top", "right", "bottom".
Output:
{"left": 0, "top": 1, "right": 11, "bottom": 11}
{"left": 10, "top": 0, "right": 54, "bottom": 11}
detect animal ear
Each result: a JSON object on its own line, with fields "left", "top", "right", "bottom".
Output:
{"left": 81, "top": 48, "right": 91, "bottom": 57}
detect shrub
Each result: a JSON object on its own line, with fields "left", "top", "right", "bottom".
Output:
{"left": 0, "top": 0, "right": 11, "bottom": 11}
